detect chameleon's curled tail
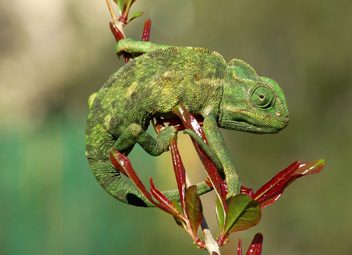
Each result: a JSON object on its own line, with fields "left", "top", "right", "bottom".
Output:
{"left": 89, "top": 159, "right": 212, "bottom": 207}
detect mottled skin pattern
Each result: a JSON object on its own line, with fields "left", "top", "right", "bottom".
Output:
{"left": 85, "top": 39, "right": 289, "bottom": 207}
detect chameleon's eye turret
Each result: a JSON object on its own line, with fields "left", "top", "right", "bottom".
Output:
{"left": 251, "top": 86, "right": 275, "bottom": 108}
{"left": 220, "top": 59, "right": 289, "bottom": 134}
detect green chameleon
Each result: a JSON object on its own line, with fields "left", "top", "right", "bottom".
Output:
{"left": 85, "top": 38, "right": 289, "bottom": 207}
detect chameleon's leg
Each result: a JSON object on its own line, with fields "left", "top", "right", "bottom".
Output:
{"left": 202, "top": 114, "right": 241, "bottom": 197}
{"left": 115, "top": 38, "right": 170, "bottom": 56}
{"left": 113, "top": 123, "right": 176, "bottom": 156}
{"left": 108, "top": 123, "right": 213, "bottom": 206}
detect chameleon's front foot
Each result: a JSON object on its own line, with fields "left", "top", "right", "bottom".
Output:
{"left": 225, "top": 172, "right": 241, "bottom": 198}
{"left": 115, "top": 38, "right": 169, "bottom": 56}
{"left": 114, "top": 123, "right": 176, "bottom": 157}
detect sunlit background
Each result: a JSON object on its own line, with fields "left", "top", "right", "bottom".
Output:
{"left": 1, "top": 0, "right": 352, "bottom": 254}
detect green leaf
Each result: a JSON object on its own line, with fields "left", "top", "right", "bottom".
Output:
{"left": 171, "top": 200, "right": 183, "bottom": 213}
{"left": 215, "top": 197, "right": 225, "bottom": 230}
{"left": 185, "top": 186, "right": 203, "bottom": 234}
{"left": 128, "top": 11, "right": 144, "bottom": 22}
{"left": 223, "top": 194, "right": 261, "bottom": 234}
{"left": 116, "top": 0, "right": 124, "bottom": 13}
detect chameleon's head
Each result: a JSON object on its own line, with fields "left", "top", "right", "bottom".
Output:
{"left": 219, "top": 59, "right": 289, "bottom": 134}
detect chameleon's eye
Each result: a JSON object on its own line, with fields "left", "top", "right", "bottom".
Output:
{"left": 251, "top": 86, "right": 274, "bottom": 108}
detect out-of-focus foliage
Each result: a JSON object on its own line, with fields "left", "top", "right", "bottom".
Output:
{"left": 0, "top": 0, "right": 351, "bottom": 254}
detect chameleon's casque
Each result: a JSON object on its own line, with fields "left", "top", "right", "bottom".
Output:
{"left": 85, "top": 39, "right": 289, "bottom": 207}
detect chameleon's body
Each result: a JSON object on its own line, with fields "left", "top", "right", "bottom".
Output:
{"left": 85, "top": 39, "right": 289, "bottom": 207}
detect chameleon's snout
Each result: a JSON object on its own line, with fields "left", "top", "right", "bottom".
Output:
{"left": 279, "top": 116, "right": 289, "bottom": 130}
{"left": 266, "top": 113, "right": 289, "bottom": 133}
{"left": 275, "top": 111, "right": 289, "bottom": 125}
{"left": 273, "top": 108, "right": 290, "bottom": 132}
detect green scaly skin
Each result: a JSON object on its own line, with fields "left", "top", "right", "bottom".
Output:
{"left": 85, "top": 39, "right": 289, "bottom": 207}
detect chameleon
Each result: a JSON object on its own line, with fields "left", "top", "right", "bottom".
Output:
{"left": 85, "top": 38, "right": 289, "bottom": 207}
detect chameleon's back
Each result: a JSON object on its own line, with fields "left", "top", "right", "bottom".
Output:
{"left": 86, "top": 46, "right": 228, "bottom": 159}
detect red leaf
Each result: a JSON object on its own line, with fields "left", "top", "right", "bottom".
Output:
{"left": 170, "top": 140, "right": 187, "bottom": 210}
{"left": 149, "top": 178, "right": 181, "bottom": 217}
{"left": 110, "top": 150, "right": 154, "bottom": 202}
{"left": 109, "top": 21, "right": 125, "bottom": 41}
{"left": 246, "top": 233, "right": 263, "bottom": 255}
{"left": 253, "top": 160, "right": 326, "bottom": 208}
{"left": 141, "top": 19, "right": 151, "bottom": 41}
{"left": 240, "top": 186, "right": 254, "bottom": 197}
{"left": 149, "top": 178, "right": 172, "bottom": 206}
{"left": 185, "top": 186, "right": 203, "bottom": 235}
{"left": 110, "top": 149, "right": 187, "bottom": 215}
{"left": 173, "top": 104, "right": 228, "bottom": 210}
{"left": 109, "top": 151, "right": 128, "bottom": 176}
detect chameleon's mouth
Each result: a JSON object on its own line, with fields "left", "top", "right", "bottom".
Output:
{"left": 227, "top": 120, "right": 282, "bottom": 134}
{"left": 220, "top": 110, "right": 289, "bottom": 134}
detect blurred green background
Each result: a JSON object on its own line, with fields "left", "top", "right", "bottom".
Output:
{"left": 1, "top": 0, "right": 351, "bottom": 254}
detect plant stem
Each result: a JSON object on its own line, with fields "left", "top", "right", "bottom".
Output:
{"left": 201, "top": 219, "right": 221, "bottom": 255}
{"left": 184, "top": 171, "right": 220, "bottom": 254}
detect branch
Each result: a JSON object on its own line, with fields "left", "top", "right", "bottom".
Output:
{"left": 201, "top": 219, "right": 221, "bottom": 255}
